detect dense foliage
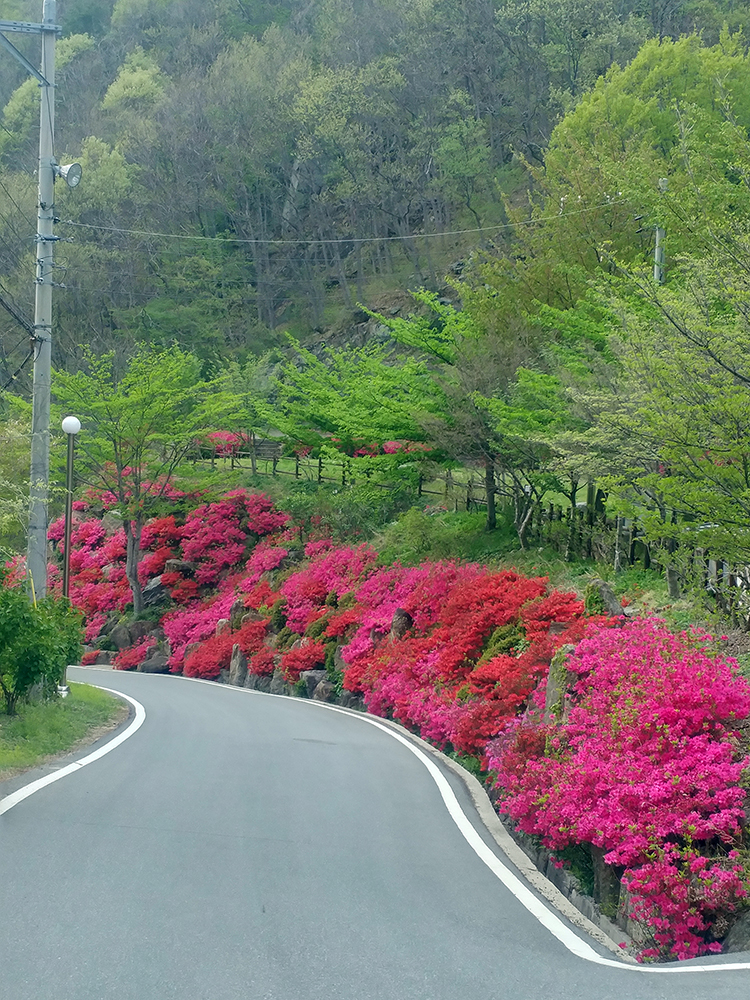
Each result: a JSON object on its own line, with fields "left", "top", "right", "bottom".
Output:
{"left": 0, "top": 566, "right": 82, "bottom": 713}
{"left": 24, "top": 486, "right": 750, "bottom": 959}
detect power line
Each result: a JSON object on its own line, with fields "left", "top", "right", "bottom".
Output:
{"left": 60, "top": 199, "right": 628, "bottom": 247}
{"left": 0, "top": 347, "right": 33, "bottom": 390}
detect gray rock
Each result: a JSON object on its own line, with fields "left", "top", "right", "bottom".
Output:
{"left": 137, "top": 653, "right": 170, "bottom": 673}
{"left": 142, "top": 576, "right": 170, "bottom": 607}
{"left": 585, "top": 578, "right": 624, "bottom": 617}
{"left": 229, "top": 600, "right": 245, "bottom": 632}
{"left": 183, "top": 642, "right": 201, "bottom": 664}
{"left": 163, "top": 559, "right": 196, "bottom": 577}
{"left": 312, "top": 678, "right": 335, "bottom": 702}
{"left": 128, "top": 620, "right": 151, "bottom": 644}
{"left": 244, "top": 673, "right": 258, "bottom": 690}
{"left": 545, "top": 644, "right": 575, "bottom": 721}
{"left": 93, "top": 650, "right": 113, "bottom": 665}
{"left": 300, "top": 669, "right": 327, "bottom": 698}
{"left": 109, "top": 623, "right": 132, "bottom": 650}
{"left": 215, "top": 618, "right": 231, "bottom": 636}
{"left": 101, "top": 512, "right": 122, "bottom": 534}
{"left": 722, "top": 911, "right": 750, "bottom": 953}
{"left": 228, "top": 644, "right": 248, "bottom": 687}
{"left": 337, "top": 690, "right": 364, "bottom": 710}
{"left": 270, "top": 669, "right": 290, "bottom": 696}
{"left": 390, "top": 608, "right": 413, "bottom": 639}
{"left": 255, "top": 674, "right": 272, "bottom": 693}
{"left": 241, "top": 610, "right": 263, "bottom": 626}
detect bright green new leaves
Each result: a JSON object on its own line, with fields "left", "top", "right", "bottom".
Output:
{"left": 271, "top": 339, "right": 441, "bottom": 450}
{"left": 52, "top": 346, "right": 243, "bottom": 610}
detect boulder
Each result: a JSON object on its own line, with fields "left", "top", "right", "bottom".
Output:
{"left": 545, "top": 644, "right": 576, "bottom": 721}
{"left": 163, "top": 559, "right": 196, "bottom": 577}
{"left": 390, "top": 608, "right": 413, "bottom": 639}
{"left": 228, "top": 644, "right": 248, "bottom": 687}
{"left": 137, "top": 653, "right": 170, "bottom": 673}
{"left": 584, "top": 579, "right": 624, "bottom": 617}
{"left": 142, "top": 576, "right": 170, "bottom": 607}
{"left": 215, "top": 618, "right": 231, "bottom": 637}
{"left": 723, "top": 911, "right": 750, "bottom": 953}
{"left": 93, "top": 650, "right": 113, "bottom": 666}
{"left": 252, "top": 673, "right": 272, "bottom": 694}
{"left": 184, "top": 641, "right": 201, "bottom": 663}
{"left": 300, "top": 669, "right": 327, "bottom": 699}
{"left": 241, "top": 610, "right": 263, "bottom": 626}
{"left": 270, "top": 669, "right": 290, "bottom": 696}
{"left": 101, "top": 511, "right": 123, "bottom": 534}
{"left": 128, "top": 620, "right": 151, "bottom": 644}
{"left": 109, "top": 623, "right": 132, "bottom": 650}
{"left": 337, "top": 690, "right": 364, "bottom": 710}
{"left": 229, "top": 600, "right": 245, "bottom": 631}
{"left": 244, "top": 673, "right": 259, "bottom": 690}
{"left": 312, "top": 678, "right": 335, "bottom": 702}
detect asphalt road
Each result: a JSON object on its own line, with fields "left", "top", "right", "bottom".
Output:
{"left": 1, "top": 668, "right": 748, "bottom": 1000}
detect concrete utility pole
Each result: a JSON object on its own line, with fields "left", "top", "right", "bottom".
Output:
{"left": 653, "top": 177, "right": 668, "bottom": 286}
{"left": 28, "top": 0, "right": 57, "bottom": 599}
{"left": 0, "top": 2, "right": 81, "bottom": 598}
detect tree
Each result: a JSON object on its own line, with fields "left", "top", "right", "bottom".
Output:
{"left": 52, "top": 346, "right": 242, "bottom": 613}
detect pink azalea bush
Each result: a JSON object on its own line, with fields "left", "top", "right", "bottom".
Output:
{"left": 488, "top": 619, "right": 750, "bottom": 961}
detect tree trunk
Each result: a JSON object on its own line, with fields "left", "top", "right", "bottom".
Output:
{"left": 484, "top": 455, "right": 497, "bottom": 531}
{"left": 123, "top": 518, "right": 144, "bottom": 615}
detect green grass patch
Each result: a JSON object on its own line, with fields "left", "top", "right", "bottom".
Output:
{"left": 0, "top": 683, "right": 125, "bottom": 779}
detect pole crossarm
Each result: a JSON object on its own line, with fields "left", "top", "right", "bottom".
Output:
{"left": 0, "top": 30, "right": 51, "bottom": 85}
{"left": 0, "top": 19, "right": 62, "bottom": 34}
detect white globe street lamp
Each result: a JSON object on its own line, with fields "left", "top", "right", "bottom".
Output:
{"left": 60, "top": 415, "right": 81, "bottom": 697}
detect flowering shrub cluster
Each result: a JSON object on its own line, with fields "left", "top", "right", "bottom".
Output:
{"left": 41, "top": 485, "right": 750, "bottom": 962}
{"left": 184, "top": 619, "right": 268, "bottom": 679}
{"left": 181, "top": 490, "right": 288, "bottom": 585}
{"left": 487, "top": 619, "right": 750, "bottom": 961}
{"left": 113, "top": 637, "right": 157, "bottom": 670}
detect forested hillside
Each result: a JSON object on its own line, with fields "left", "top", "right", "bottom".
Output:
{"left": 0, "top": 0, "right": 747, "bottom": 379}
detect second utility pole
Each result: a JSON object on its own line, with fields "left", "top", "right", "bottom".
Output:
{"left": 27, "top": 0, "right": 57, "bottom": 599}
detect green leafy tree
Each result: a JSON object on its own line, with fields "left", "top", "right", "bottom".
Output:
{"left": 52, "top": 346, "right": 242, "bottom": 613}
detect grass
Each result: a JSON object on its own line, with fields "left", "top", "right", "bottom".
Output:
{"left": 0, "top": 683, "right": 126, "bottom": 779}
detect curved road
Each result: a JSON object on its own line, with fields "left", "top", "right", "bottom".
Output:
{"left": 1, "top": 668, "right": 748, "bottom": 1000}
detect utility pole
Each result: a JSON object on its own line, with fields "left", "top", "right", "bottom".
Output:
{"left": 0, "top": 2, "right": 81, "bottom": 598}
{"left": 653, "top": 225, "right": 665, "bottom": 285}
{"left": 27, "top": 0, "right": 57, "bottom": 599}
{"left": 654, "top": 177, "right": 668, "bottom": 286}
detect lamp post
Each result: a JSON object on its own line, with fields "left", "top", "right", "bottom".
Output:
{"left": 60, "top": 414, "right": 80, "bottom": 697}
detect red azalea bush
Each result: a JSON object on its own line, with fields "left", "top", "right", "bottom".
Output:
{"left": 280, "top": 641, "right": 327, "bottom": 683}
{"left": 487, "top": 618, "right": 750, "bottom": 961}
{"left": 114, "top": 637, "right": 157, "bottom": 670}
{"left": 183, "top": 618, "right": 268, "bottom": 679}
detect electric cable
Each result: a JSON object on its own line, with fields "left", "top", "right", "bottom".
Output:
{"left": 60, "top": 198, "right": 629, "bottom": 246}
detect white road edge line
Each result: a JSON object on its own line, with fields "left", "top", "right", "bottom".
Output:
{"left": 0, "top": 686, "right": 146, "bottom": 817}
{"left": 159, "top": 672, "right": 750, "bottom": 976}
{"left": 65, "top": 670, "right": 750, "bottom": 975}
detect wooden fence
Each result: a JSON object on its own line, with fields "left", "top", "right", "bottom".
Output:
{"left": 196, "top": 442, "right": 749, "bottom": 617}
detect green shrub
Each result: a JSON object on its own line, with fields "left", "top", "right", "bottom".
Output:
{"left": 0, "top": 578, "right": 83, "bottom": 714}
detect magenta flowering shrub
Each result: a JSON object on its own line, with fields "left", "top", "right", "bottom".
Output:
{"left": 181, "top": 490, "right": 288, "bottom": 585}
{"left": 162, "top": 587, "right": 238, "bottom": 671}
{"left": 280, "top": 543, "right": 378, "bottom": 632}
{"left": 488, "top": 619, "right": 750, "bottom": 960}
